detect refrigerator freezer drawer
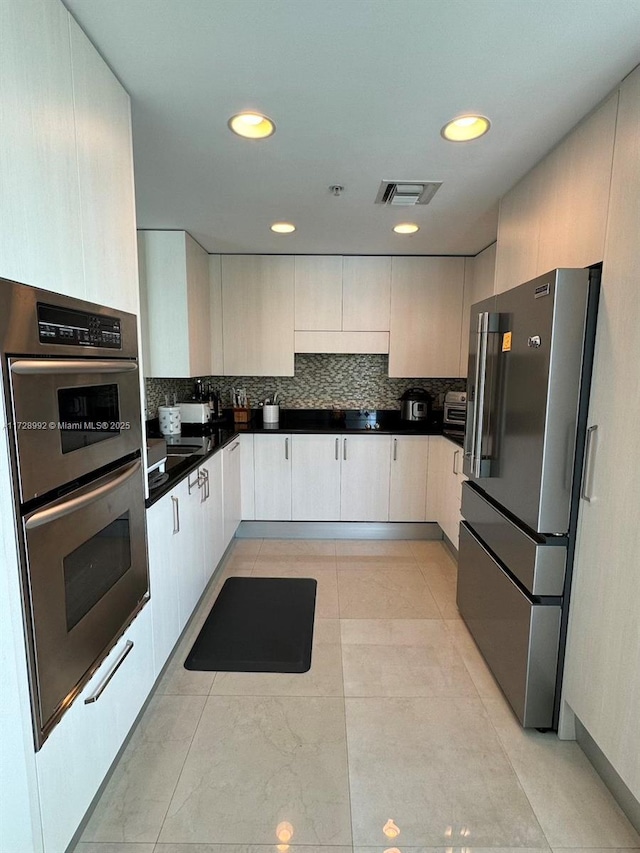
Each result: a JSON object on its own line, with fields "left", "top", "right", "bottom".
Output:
{"left": 461, "top": 482, "right": 566, "bottom": 596}
{"left": 457, "top": 522, "right": 561, "bottom": 728}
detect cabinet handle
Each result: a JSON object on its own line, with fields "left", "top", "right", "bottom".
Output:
{"left": 343, "top": 437, "right": 347, "bottom": 461}
{"left": 201, "top": 467, "right": 210, "bottom": 501}
{"left": 84, "top": 640, "right": 134, "bottom": 704}
{"left": 581, "top": 424, "right": 598, "bottom": 502}
{"left": 285, "top": 437, "right": 289, "bottom": 460}
{"left": 229, "top": 441, "right": 240, "bottom": 453}
{"left": 393, "top": 438, "right": 398, "bottom": 461}
{"left": 452, "top": 450, "right": 460, "bottom": 475}
{"left": 171, "top": 495, "right": 180, "bottom": 534}
{"left": 335, "top": 437, "right": 339, "bottom": 461}
{"left": 188, "top": 470, "right": 200, "bottom": 494}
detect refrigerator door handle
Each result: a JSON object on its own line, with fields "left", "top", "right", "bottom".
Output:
{"left": 466, "top": 314, "right": 484, "bottom": 471}
{"left": 472, "top": 312, "right": 500, "bottom": 478}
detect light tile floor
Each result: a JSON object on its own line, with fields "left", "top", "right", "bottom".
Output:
{"left": 74, "top": 539, "right": 640, "bottom": 853}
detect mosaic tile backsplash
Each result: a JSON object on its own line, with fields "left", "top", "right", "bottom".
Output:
{"left": 145, "top": 354, "right": 466, "bottom": 418}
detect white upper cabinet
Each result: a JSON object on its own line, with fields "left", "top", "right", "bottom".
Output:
{"left": 222, "top": 255, "right": 295, "bottom": 376}
{"left": 1, "top": 0, "right": 84, "bottom": 295}
{"left": 495, "top": 93, "right": 618, "bottom": 294}
{"left": 69, "top": 17, "right": 138, "bottom": 313}
{"left": 389, "top": 256, "right": 465, "bottom": 377}
{"left": 460, "top": 244, "right": 497, "bottom": 375}
{"left": 294, "top": 256, "right": 343, "bottom": 330}
{"left": 342, "top": 256, "right": 391, "bottom": 331}
{"left": 294, "top": 256, "right": 391, "bottom": 354}
{"left": 138, "top": 230, "right": 211, "bottom": 378}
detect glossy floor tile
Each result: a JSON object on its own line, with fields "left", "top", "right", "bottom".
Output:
{"left": 346, "top": 695, "right": 548, "bottom": 847}
{"left": 71, "top": 538, "right": 639, "bottom": 852}
{"left": 157, "top": 695, "right": 352, "bottom": 845}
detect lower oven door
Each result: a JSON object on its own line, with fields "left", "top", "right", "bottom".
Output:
{"left": 22, "top": 458, "right": 148, "bottom": 745}
{"left": 456, "top": 521, "right": 561, "bottom": 728}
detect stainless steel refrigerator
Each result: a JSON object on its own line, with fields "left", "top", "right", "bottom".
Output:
{"left": 457, "top": 266, "right": 600, "bottom": 729}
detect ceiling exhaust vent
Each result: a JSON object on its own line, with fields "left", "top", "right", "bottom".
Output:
{"left": 375, "top": 180, "right": 442, "bottom": 206}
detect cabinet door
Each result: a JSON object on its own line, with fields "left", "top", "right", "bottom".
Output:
{"left": 294, "top": 256, "right": 343, "bottom": 330}
{"left": 460, "top": 245, "right": 496, "bottom": 375}
{"left": 173, "top": 475, "right": 205, "bottom": 628}
{"left": 494, "top": 163, "right": 545, "bottom": 294}
{"left": 186, "top": 233, "right": 212, "bottom": 376}
{"left": 222, "top": 438, "right": 242, "bottom": 546}
{"left": 536, "top": 93, "right": 617, "bottom": 274}
{"left": 240, "top": 434, "right": 255, "bottom": 520}
{"left": 389, "top": 257, "right": 465, "bottom": 377}
{"left": 342, "top": 256, "right": 391, "bottom": 331}
{"left": 254, "top": 434, "right": 292, "bottom": 520}
{"left": 201, "top": 453, "right": 224, "bottom": 583}
{"left": 440, "top": 441, "right": 465, "bottom": 549}
{"left": 563, "top": 68, "right": 640, "bottom": 793}
{"left": 1, "top": 0, "right": 84, "bottom": 295}
{"left": 36, "top": 605, "right": 153, "bottom": 853}
{"left": 222, "top": 255, "right": 295, "bottom": 375}
{"left": 389, "top": 435, "right": 429, "bottom": 521}
{"left": 426, "top": 436, "right": 443, "bottom": 522}
{"left": 69, "top": 18, "right": 138, "bottom": 314}
{"left": 146, "top": 494, "right": 180, "bottom": 676}
{"left": 340, "top": 435, "right": 391, "bottom": 521}
{"left": 291, "top": 434, "right": 341, "bottom": 520}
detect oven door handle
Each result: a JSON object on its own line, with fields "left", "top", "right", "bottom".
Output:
{"left": 10, "top": 359, "right": 138, "bottom": 375}
{"left": 25, "top": 460, "right": 141, "bottom": 530}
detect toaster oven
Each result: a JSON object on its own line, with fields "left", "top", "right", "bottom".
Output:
{"left": 444, "top": 391, "right": 467, "bottom": 427}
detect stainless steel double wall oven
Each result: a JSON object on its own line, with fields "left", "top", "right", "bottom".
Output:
{"left": 1, "top": 279, "right": 148, "bottom": 748}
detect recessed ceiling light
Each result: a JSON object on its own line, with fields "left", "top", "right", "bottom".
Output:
{"left": 228, "top": 112, "right": 275, "bottom": 139}
{"left": 441, "top": 114, "right": 491, "bottom": 142}
{"left": 271, "top": 222, "right": 296, "bottom": 233}
{"left": 393, "top": 223, "right": 419, "bottom": 234}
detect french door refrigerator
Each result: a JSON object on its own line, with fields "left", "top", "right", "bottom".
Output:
{"left": 457, "top": 266, "right": 600, "bottom": 729}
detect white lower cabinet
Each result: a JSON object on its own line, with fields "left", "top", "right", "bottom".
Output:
{"left": 173, "top": 473, "right": 206, "bottom": 628}
{"left": 201, "top": 451, "right": 224, "bottom": 583}
{"left": 146, "top": 493, "right": 180, "bottom": 676}
{"left": 253, "top": 433, "right": 292, "bottom": 520}
{"left": 292, "top": 434, "right": 342, "bottom": 520}
{"left": 430, "top": 436, "right": 466, "bottom": 548}
{"left": 222, "top": 438, "right": 242, "bottom": 544}
{"left": 340, "top": 434, "right": 391, "bottom": 521}
{"left": 389, "top": 435, "right": 430, "bottom": 521}
{"left": 35, "top": 604, "right": 154, "bottom": 853}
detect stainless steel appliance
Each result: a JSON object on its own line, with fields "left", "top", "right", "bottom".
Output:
{"left": 0, "top": 278, "right": 148, "bottom": 748}
{"left": 443, "top": 390, "right": 466, "bottom": 427}
{"left": 399, "top": 387, "right": 432, "bottom": 421}
{"left": 457, "top": 267, "right": 600, "bottom": 729}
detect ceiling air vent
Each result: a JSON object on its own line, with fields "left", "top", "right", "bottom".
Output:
{"left": 375, "top": 180, "right": 442, "bottom": 206}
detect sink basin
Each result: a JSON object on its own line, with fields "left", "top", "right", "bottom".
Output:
{"left": 165, "top": 444, "right": 202, "bottom": 456}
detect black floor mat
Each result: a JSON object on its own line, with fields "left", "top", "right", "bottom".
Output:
{"left": 184, "top": 577, "right": 317, "bottom": 673}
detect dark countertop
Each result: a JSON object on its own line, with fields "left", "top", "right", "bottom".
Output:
{"left": 145, "top": 409, "right": 466, "bottom": 508}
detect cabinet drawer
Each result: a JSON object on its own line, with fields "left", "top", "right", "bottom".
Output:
{"left": 36, "top": 604, "right": 154, "bottom": 853}
{"left": 457, "top": 523, "right": 560, "bottom": 728}
{"left": 461, "top": 482, "right": 566, "bottom": 596}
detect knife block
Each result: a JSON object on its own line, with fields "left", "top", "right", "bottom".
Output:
{"left": 233, "top": 406, "right": 251, "bottom": 424}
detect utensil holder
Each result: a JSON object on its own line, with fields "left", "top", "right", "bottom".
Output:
{"left": 233, "top": 407, "right": 251, "bottom": 424}
{"left": 263, "top": 404, "right": 279, "bottom": 424}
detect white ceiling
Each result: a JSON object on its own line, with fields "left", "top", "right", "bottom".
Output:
{"left": 64, "top": 0, "right": 640, "bottom": 256}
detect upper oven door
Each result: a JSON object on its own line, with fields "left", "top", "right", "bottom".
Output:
{"left": 8, "top": 357, "right": 142, "bottom": 503}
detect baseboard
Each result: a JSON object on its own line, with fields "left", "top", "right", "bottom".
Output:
{"left": 575, "top": 717, "right": 640, "bottom": 833}
{"left": 236, "top": 521, "right": 443, "bottom": 540}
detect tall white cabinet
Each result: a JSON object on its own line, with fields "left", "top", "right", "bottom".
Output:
{"left": 562, "top": 67, "right": 640, "bottom": 800}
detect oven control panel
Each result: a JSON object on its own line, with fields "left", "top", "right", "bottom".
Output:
{"left": 38, "top": 303, "right": 122, "bottom": 348}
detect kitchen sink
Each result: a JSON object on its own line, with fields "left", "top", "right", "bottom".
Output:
{"left": 165, "top": 444, "right": 202, "bottom": 456}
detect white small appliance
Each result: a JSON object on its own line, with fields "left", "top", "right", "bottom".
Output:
{"left": 179, "top": 401, "right": 212, "bottom": 424}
